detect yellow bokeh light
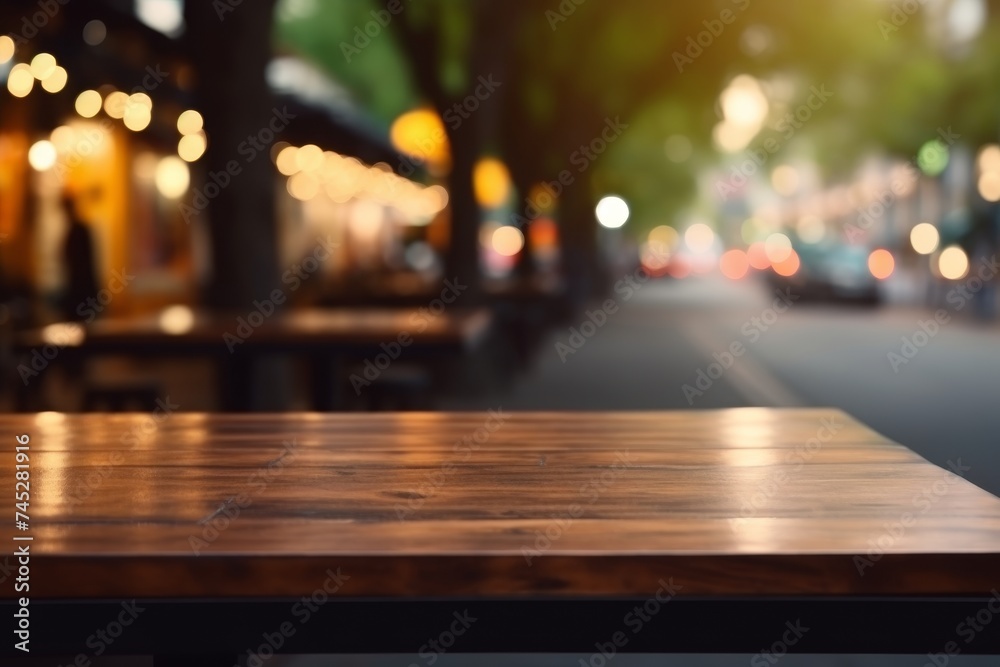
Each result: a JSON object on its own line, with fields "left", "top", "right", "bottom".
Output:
{"left": 178, "top": 132, "right": 207, "bottom": 162}
{"left": 648, "top": 225, "right": 679, "bottom": 252}
{"left": 296, "top": 144, "right": 324, "bottom": 172}
{"left": 978, "top": 171, "right": 1000, "bottom": 202}
{"left": 909, "top": 223, "right": 940, "bottom": 255}
{"left": 75, "top": 90, "right": 102, "bottom": 118}
{"left": 129, "top": 92, "right": 153, "bottom": 110}
{"left": 158, "top": 306, "right": 195, "bottom": 336}
{"left": 287, "top": 171, "right": 320, "bottom": 201}
{"left": 123, "top": 104, "right": 152, "bottom": 132}
{"left": 764, "top": 232, "right": 792, "bottom": 263}
{"left": 104, "top": 91, "right": 129, "bottom": 119}
{"left": 276, "top": 145, "right": 299, "bottom": 176}
{"left": 0, "top": 36, "right": 14, "bottom": 64}
{"left": 685, "top": 223, "right": 715, "bottom": 252}
{"left": 473, "top": 157, "right": 511, "bottom": 208}
{"left": 492, "top": 225, "right": 524, "bottom": 256}
{"left": 40, "top": 66, "right": 67, "bottom": 93}
{"left": 28, "top": 140, "right": 57, "bottom": 171}
{"left": 977, "top": 144, "right": 1000, "bottom": 173}
{"left": 155, "top": 156, "right": 190, "bottom": 199}
{"left": 29, "top": 53, "right": 56, "bottom": 80}
{"left": 177, "top": 110, "right": 203, "bottom": 135}
{"left": 7, "top": 64, "right": 34, "bottom": 98}
{"left": 938, "top": 246, "right": 969, "bottom": 280}
{"left": 390, "top": 108, "right": 450, "bottom": 168}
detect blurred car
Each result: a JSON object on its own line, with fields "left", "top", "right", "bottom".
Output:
{"left": 768, "top": 242, "right": 882, "bottom": 305}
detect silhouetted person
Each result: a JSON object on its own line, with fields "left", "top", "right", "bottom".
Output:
{"left": 61, "top": 196, "right": 99, "bottom": 322}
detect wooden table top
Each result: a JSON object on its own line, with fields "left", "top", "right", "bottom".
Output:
{"left": 14, "top": 307, "right": 492, "bottom": 352}
{"left": 5, "top": 409, "right": 1000, "bottom": 599}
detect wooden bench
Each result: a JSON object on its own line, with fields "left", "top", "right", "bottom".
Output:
{"left": 2, "top": 409, "right": 1000, "bottom": 663}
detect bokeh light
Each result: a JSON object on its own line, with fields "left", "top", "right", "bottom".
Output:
{"left": 155, "top": 156, "right": 191, "bottom": 199}
{"left": 104, "top": 91, "right": 129, "bottom": 119}
{"left": 473, "top": 157, "right": 512, "bottom": 208}
{"left": 772, "top": 249, "right": 800, "bottom": 277}
{"left": 747, "top": 242, "right": 770, "bottom": 270}
{"left": 938, "top": 246, "right": 969, "bottom": 280}
{"left": 41, "top": 66, "right": 67, "bottom": 93}
{"left": 720, "top": 249, "right": 750, "bottom": 280}
{"left": 867, "top": 249, "right": 895, "bottom": 280}
{"left": 595, "top": 196, "right": 630, "bottom": 229}
{"left": 178, "top": 133, "right": 207, "bottom": 162}
{"left": 28, "top": 140, "right": 57, "bottom": 171}
{"left": 7, "top": 64, "right": 35, "bottom": 98}
{"left": 684, "top": 223, "right": 716, "bottom": 253}
{"left": 910, "top": 223, "right": 940, "bottom": 255}
{"left": 0, "top": 36, "right": 14, "bottom": 64}
{"left": 75, "top": 90, "right": 102, "bottom": 118}
{"left": 978, "top": 171, "right": 1000, "bottom": 202}
{"left": 764, "top": 232, "right": 792, "bottom": 263}
{"left": 492, "top": 225, "right": 524, "bottom": 256}
{"left": 29, "top": 53, "right": 57, "bottom": 80}
{"left": 177, "top": 110, "right": 204, "bottom": 135}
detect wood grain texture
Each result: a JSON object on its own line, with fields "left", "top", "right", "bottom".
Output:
{"left": 2, "top": 409, "right": 999, "bottom": 599}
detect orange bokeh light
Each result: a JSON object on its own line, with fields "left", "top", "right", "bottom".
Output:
{"left": 719, "top": 249, "right": 749, "bottom": 280}
{"left": 772, "top": 249, "right": 800, "bottom": 277}
{"left": 868, "top": 248, "right": 894, "bottom": 280}
{"left": 747, "top": 242, "right": 770, "bottom": 270}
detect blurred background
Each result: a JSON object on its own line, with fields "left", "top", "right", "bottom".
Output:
{"left": 1, "top": 0, "right": 1000, "bottom": 497}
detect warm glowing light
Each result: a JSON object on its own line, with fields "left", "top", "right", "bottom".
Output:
{"left": 764, "top": 232, "right": 792, "bottom": 263}
{"left": 648, "top": 225, "right": 679, "bottom": 252}
{"left": 772, "top": 249, "right": 800, "bottom": 277}
{"left": 0, "top": 36, "right": 14, "bottom": 64}
{"left": 720, "top": 249, "right": 750, "bottom": 280}
{"left": 473, "top": 157, "right": 512, "bottom": 208}
{"left": 977, "top": 144, "right": 1000, "bottom": 173}
{"left": 75, "top": 90, "right": 102, "bottom": 118}
{"left": 684, "top": 223, "right": 716, "bottom": 253}
{"left": 641, "top": 242, "right": 671, "bottom": 272}
{"left": 712, "top": 121, "right": 756, "bottom": 153}
{"left": 177, "top": 109, "right": 203, "bottom": 135}
{"left": 796, "top": 215, "right": 825, "bottom": 244}
{"left": 159, "top": 305, "right": 195, "bottom": 335}
{"left": 7, "top": 64, "right": 34, "bottom": 98}
{"left": 296, "top": 144, "right": 324, "bottom": 172}
{"left": 492, "top": 225, "right": 524, "bottom": 256}
{"left": 104, "top": 91, "right": 129, "bottom": 119}
{"left": 155, "top": 156, "right": 190, "bottom": 199}
{"left": 287, "top": 171, "right": 320, "bottom": 201}
{"left": 868, "top": 249, "right": 894, "bottom": 280}
{"left": 771, "top": 165, "right": 800, "bottom": 196}
{"left": 595, "top": 196, "right": 629, "bottom": 229}
{"left": 50, "top": 126, "right": 76, "bottom": 152}
{"left": 40, "top": 66, "right": 67, "bottom": 93}
{"left": 720, "top": 74, "right": 769, "bottom": 127}
{"left": 129, "top": 92, "right": 153, "bottom": 111}
{"left": 390, "top": 108, "right": 449, "bottom": 168}
{"left": 28, "top": 140, "right": 57, "bottom": 171}
{"left": 276, "top": 145, "right": 299, "bottom": 176}
{"left": 29, "top": 53, "right": 56, "bottom": 80}
{"left": 910, "top": 223, "right": 940, "bottom": 255}
{"left": 978, "top": 171, "right": 1000, "bottom": 202}
{"left": 41, "top": 323, "right": 84, "bottom": 347}
{"left": 938, "top": 246, "right": 969, "bottom": 280}
{"left": 178, "top": 132, "right": 207, "bottom": 162}
{"left": 748, "top": 242, "right": 770, "bottom": 270}
{"left": 123, "top": 103, "right": 152, "bottom": 132}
